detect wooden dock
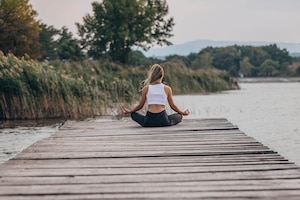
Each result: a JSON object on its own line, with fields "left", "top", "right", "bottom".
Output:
{"left": 0, "top": 118, "right": 300, "bottom": 199}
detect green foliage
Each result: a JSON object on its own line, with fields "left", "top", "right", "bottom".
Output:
{"left": 128, "top": 50, "right": 161, "bottom": 66}
{"left": 0, "top": 0, "right": 41, "bottom": 59}
{"left": 240, "top": 46, "right": 270, "bottom": 67}
{"left": 39, "top": 24, "right": 83, "bottom": 61}
{"left": 56, "top": 27, "right": 84, "bottom": 61}
{"left": 162, "top": 60, "right": 236, "bottom": 94}
{"left": 0, "top": 52, "right": 136, "bottom": 120}
{"left": 183, "top": 44, "right": 297, "bottom": 77}
{"left": 76, "top": 0, "right": 174, "bottom": 63}
{"left": 259, "top": 59, "right": 280, "bottom": 76}
{"left": 39, "top": 23, "right": 60, "bottom": 60}
{"left": 190, "top": 51, "right": 213, "bottom": 70}
{"left": 239, "top": 57, "right": 254, "bottom": 77}
{"left": 211, "top": 46, "right": 240, "bottom": 76}
{"left": 261, "top": 44, "right": 292, "bottom": 65}
{"left": 0, "top": 52, "right": 236, "bottom": 120}
{"left": 165, "top": 55, "right": 191, "bottom": 67}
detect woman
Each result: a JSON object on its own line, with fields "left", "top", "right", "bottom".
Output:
{"left": 122, "top": 64, "right": 190, "bottom": 127}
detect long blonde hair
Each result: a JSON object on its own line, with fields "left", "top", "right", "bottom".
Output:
{"left": 143, "top": 64, "right": 164, "bottom": 86}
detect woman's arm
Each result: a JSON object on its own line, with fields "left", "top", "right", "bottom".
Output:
{"left": 122, "top": 86, "right": 148, "bottom": 114}
{"left": 165, "top": 86, "right": 190, "bottom": 115}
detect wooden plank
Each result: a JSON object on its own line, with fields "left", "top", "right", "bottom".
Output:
{"left": 11, "top": 149, "right": 277, "bottom": 160}
{"left": 22, "top": 145, "right": 272, "bottom": 153}
{"left": 1, "top": 193, "right": 300, "bottom": 200}
{"left": 2, "top": 153, "right": 289, "bottom": 165}
{"left": 1, "top": 164, "right": 299, "bottom": 177}
{"left": 0, "top": 118, "right": 300, "bottom": 200}
{"left": 1, "top": 179, "right": 300, "bottom": 195}
{"left": 2, "top": 170, "right": 300, "bottom": 186}
{"left": 1, "top": 156, "right": 292, "bottom": 171}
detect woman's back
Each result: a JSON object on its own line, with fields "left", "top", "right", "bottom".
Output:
{"left": 146, "top": 83, "right": 167, "bottom": 105}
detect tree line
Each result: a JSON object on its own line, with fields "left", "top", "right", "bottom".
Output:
{"left": 163, "top": 44, "right": 300, "bottom": 77}
{"left": 0, "top": 0, "right": 174, "bottom": 63}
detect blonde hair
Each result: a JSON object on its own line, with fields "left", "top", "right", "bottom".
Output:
{"left": 143, "top": 64, "right": 164, "bottom": 86}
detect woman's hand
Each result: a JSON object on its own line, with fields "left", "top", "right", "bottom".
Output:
{"left": 122, "top": 108, "right": 131, "bottom": 114}
{"left": 182, "top": 109, "right": 190, "bottom": 116}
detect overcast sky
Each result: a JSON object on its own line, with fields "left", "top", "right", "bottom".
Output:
{"left": 29, "top": 0, "right": 300, "bottom": 45}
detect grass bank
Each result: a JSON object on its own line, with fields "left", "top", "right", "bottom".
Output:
{"left": 0, "top": 53, "right": 238, "bottom": 120}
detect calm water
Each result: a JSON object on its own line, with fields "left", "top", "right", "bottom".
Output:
{"left": 172, "top": 82, "right": 300, "bottom": 165}
{"left": 0, "top": 82, "right": 300, "bottom": 165}
{"left": 0, "top": 120, "right": 63, "bottom": 164}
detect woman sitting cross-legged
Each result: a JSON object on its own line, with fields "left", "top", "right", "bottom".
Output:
{"left": 122, "top": 64, "right": 190, "bottom": 127}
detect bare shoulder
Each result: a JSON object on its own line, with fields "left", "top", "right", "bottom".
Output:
{"left": 142, "top": 85, "right": 149, "bottom": 93}
{"left": 163, "top": 84, "right": 172, "bottom": 94}
{"left": 164, "top": 84, "right": 171, "bottom": 90}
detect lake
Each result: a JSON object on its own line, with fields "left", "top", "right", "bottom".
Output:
{"left": 172, "top": 82, "right": 300, "bottom": 165}
{"left": 0, "top": 82, "right": 300, "bottom": 165}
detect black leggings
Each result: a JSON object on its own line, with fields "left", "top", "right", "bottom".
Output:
{"left": 131, "top": 110, "right": 182, "bottom": 127}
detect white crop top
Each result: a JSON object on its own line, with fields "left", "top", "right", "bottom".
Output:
{"left": 146, "top": 83, "right": 167, "bottom": 105}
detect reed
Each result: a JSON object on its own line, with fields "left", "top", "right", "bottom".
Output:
{"left": 0, "top": 52, "right": 237, "bottom": 120}
{"left": 162, "top": 59, "right": 237, "bottom": 94}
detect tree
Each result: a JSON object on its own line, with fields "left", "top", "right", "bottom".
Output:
{"left": 39, "top": 25, "right": 84, "bottom": 61}
{"left": 246, "top": 47, "right": 270, "bottom": 67}
{"left": 57, "top": 27, "right": 84, "bottom": 61}
{"left": 76, "top": 0, "right": 174, "bottom": 63}
{"left": 165, "top": 54, "right": 190, "bottom": 67}
{"left": 262, "top": 44, "right": 292, "bottom": 65}
{"left": 190, "top": 51, "right": 213, "bottom": 70}
{"left": 239, "top": 57, "right": 254, "bottom": 77}
{"left": 259, "top": 59, "right": 279, "bottom": 76}
{"left": 186, "top": 52, "right": 198, "bottom": 68}
{"left": 0, "top": 0, "right": 41, "bottom": 59}
{"left": 212, "top": 46, "right": 241, "bottom": 72}
{"left": 262, "top": 44, "right": 292, "bottom": 75}
{"left": 39, "top": 23, "right": 60, "bottom": 60}
{"left": 127, "top": 50, "right": 160, "bottom": 66}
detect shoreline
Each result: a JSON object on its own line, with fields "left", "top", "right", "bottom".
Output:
{"left": 237, "top": 77, "right": 300, "bottom": 83}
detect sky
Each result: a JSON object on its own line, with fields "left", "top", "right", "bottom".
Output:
{"left": 29, "top": 0, "right": 300, "bottom": 45}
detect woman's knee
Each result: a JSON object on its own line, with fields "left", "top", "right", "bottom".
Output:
{"left": 131, "top": 112, "right": 145, "bottom": 126}
{"left": 169, "top": 113, "right": 182, "bottom": 125}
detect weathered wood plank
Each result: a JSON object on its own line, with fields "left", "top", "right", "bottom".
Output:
{"left": 2, "top": 169, "right": 300, "bottom": 186}
{"left": 2, "top": 153, "right": 288, "bottom": 165}
{"left": 25, "top": 145, "right": 269, "bottom": 153}
{"left": 12, "top": 149, "right": 277, "bottom": 160}
{"left": 2, "top": 191, "right": 300, "bottom": 200}
{"left": 1, "top": 164, "right": 299, "bottom": 177}
{"left": 0, "top": 118, "right": 300, "bottom": 200}
{"left": 1, "top": 156, "right": 292, "bottom": 172}
{"left": 1, "top": 179, "right": 300, "bottom": 195}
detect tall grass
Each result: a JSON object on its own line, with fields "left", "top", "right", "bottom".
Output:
{"left": 0, "top": 52, "right": 237, "bottom": 120}
{"left": 162, "top": 59, "right": 238, "bottom": 94}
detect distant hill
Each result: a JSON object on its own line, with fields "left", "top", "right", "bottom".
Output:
{"left": 143, "top": 39, "right": 300, "bottom": 58}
